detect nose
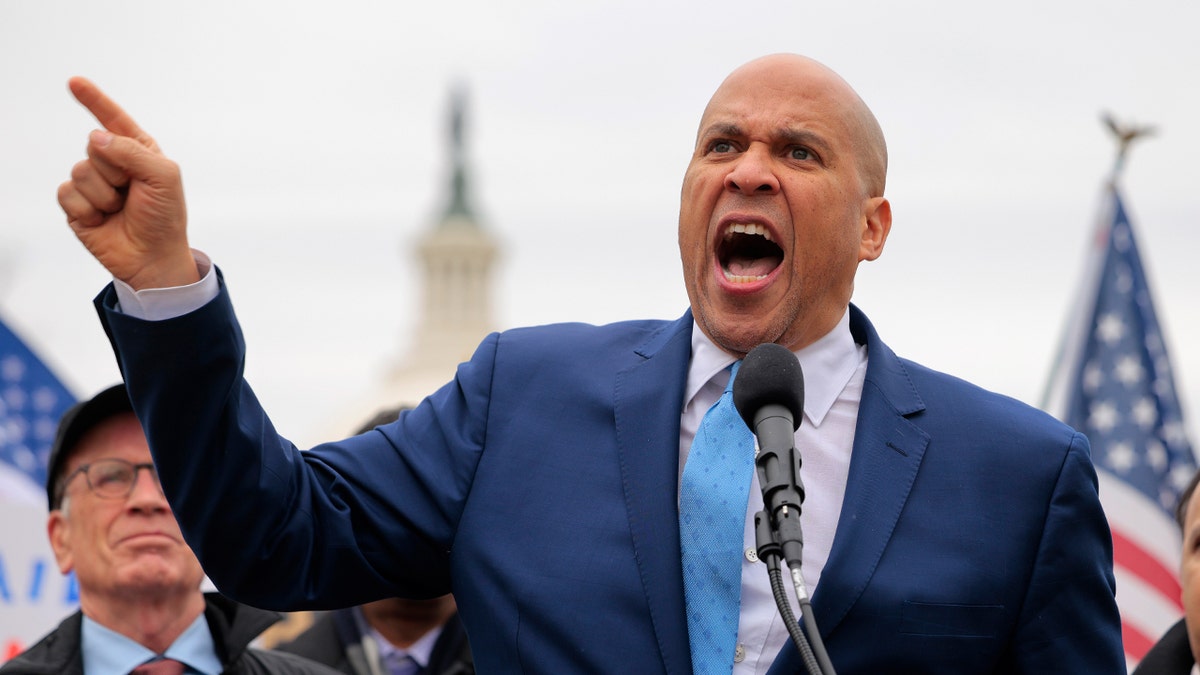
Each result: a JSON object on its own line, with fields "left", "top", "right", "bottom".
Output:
{"left": 724, "top": 144, "right": 779, "bottom": 195}
{"left": 126, "top": 465, "right": 168, "bottom": 513}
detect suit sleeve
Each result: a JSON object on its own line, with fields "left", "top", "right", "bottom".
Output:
{"left": 1004, "top": 430, "right": 1126, "bottom": 673}
{"left": 95, "top": 273, "right": 492, "bottom": 610}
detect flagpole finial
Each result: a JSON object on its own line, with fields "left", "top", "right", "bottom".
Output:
{"left": 1102, "top": 112, "right": 1156, "bottom": 180}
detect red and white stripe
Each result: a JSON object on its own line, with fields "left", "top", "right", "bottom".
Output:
{"left": 1100, "top": 470, "right": 1184, "bottom": 668}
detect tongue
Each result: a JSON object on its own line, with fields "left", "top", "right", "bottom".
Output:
{"left": 726, "top": 253, "right": 781, "bottom": 278}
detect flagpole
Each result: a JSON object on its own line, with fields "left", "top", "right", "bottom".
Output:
{"left": 1103, "top": 111, "right": 1156, "bottom": 183}
{"left": 1039, "top": 113, "right": 1155, "bottom": 413}
{"left": 1041, "top": 112, "right": 1200, "bottom": 666}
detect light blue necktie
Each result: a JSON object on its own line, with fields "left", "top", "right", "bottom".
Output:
{"left": 680, "top": 361, "right": 754, "bottom": 675}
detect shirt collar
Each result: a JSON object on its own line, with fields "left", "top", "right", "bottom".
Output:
{"left": 163, "top": 611, "right": 223, "bottom": 674}
{"left": 82, "top": 610, "right": 222, "bottom": 675}
{"left": 355, "top": 606, "right": 445, "bottom": 670}
{"left": 685, "top": 308, "right": 860, "bottom": 427}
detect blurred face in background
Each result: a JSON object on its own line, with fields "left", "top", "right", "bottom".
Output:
{"left": 1180, "top": 489, "right": 1200, "bottom": 663}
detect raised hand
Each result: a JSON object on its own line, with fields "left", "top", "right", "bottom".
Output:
{"left": 58, "top": 77, "right": 200, "bottom": 290}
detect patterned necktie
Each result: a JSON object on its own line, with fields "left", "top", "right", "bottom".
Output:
{"left": 679, "top": 361, "right": 754, "bottom": 675}
{"left": 130, "top": 657, "right": 186, "bottom": 675}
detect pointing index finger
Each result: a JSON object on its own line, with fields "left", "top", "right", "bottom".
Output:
{"left": 67, "top": 76, "right": 158, "bottom": 151}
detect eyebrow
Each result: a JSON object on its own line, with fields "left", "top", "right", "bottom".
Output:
{"left": 698, "top": 122, "right": 833, "bottom": 156}
{"left": 699, "top": 122, "right": 746, "bottom": 140}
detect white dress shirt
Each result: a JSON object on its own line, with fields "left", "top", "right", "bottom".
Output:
{"left": 113, "top": 254, "right": 869, "bottom": 675}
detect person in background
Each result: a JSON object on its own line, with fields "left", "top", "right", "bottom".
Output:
{"left": 0, "top": 384, "right": 340, "bottom": 675}
{"left": 275, "top": 408, "right": 472, "bottom": 675}
{"left": 1135, "top": 469, "right": 1200, "bottom": 673}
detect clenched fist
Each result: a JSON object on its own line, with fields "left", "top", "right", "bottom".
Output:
{"left": 58, "top": 78, "right": 199, "bottom": 290}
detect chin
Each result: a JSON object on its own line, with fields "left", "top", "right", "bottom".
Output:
{"left": 704, "top": 320, "right": 779, "bottom": 356}
{"left": 691, "top": 286, "right": 790, "bottom": 351}
{"left": 119, "top": 558, "right": 201, "bottom": 589}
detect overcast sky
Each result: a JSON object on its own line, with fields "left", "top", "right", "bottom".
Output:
{"left": 2, "top": 0, "right": 1198, "bottom": 447}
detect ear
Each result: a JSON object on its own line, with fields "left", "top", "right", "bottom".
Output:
{"left": 47, "top": 511, "right": 74, "bottom": 575}
{"left": 858, "top": 196, "right": 891, "bottom": 262}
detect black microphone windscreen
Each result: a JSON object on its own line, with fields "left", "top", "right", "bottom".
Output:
{"left": 732, "top": 343, "right": 805, "bottom": 430}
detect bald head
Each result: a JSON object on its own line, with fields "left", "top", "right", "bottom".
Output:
{"left": 701, "top": 54, "right": 888, "bottom": 197}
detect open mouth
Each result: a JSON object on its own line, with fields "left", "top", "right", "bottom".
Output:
{"left": 718, "top": 223, "right": 784, "bottom": 283}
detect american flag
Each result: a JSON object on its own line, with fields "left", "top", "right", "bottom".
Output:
{"left": 1044, "top": 184, "right": 1196, "bottom": 667}
{"left": 0, "top": 314, "right": 75, "bottom": 503}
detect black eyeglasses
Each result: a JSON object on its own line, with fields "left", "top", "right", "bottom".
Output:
{"left": 56, "top": 458, "right": 161, "bottom": 505}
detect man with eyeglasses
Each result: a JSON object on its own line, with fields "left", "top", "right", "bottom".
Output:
{"left": 0, "top": 384, "right": 340, "bottom": 675}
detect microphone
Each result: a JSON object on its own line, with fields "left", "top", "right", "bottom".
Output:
{"left": 734, "top": 344, "right": 835, "bottom": 675}
{"left": 732, "top": 343, "right": 806, "bottom": 568}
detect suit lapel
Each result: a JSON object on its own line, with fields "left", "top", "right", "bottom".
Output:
{"left": 769, "top": 307, "right": 930, "bottom": 673}
{"left": 809, "top": 306, "right": 930, "bottom": 638}
{"left": 614, "top": 311, "right": 694, "bottom": 675}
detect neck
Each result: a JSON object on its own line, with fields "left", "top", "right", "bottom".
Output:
{"left": 81, "top": 590, "right": 207, "bottom": 653}
{"left": 361, "top": 596, "right": 456, "bottom": 649}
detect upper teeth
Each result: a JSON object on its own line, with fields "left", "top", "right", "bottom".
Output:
{"left": 724, "top": 223, "right": 772, "bottom": 240}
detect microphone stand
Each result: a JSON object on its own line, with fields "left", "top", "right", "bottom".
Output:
{"left": 753, "top": 407, "right": 835, "bottom": 675}
{"left": 755, "top": 509, "right": 820, "bottom": 675}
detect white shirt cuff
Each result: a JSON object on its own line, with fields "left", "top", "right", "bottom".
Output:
{"left": 112, "top": 250, "right": 218, "bottom": 321}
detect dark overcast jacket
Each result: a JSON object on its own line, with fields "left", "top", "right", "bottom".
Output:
{"left": 0, "top": 593, "right": 341, "bottom": 675}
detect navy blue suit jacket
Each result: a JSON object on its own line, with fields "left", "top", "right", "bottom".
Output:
{"left": 96, "top": 278, "right": 1123, "bottom": 673}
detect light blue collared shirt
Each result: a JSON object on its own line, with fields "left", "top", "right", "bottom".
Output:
{"left": 81, "top": 610, "right": 223, "bottom": 675}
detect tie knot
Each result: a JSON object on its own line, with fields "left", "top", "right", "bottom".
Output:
{"left": 384, "top": 652, "right": 421, "bottom": 675}
{"left": 130, "top": 657, "right": 185, "bottom": 675}
{"left": 724, "top": 360, "right": 742, "bottom": 395}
